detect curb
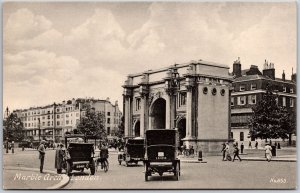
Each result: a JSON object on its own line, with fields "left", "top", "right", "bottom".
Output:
{"left": 4, "top": 166, "right": 70, "bottom": 189}
{"left": 242, "top": 158, "right": 297, "bottom": 162}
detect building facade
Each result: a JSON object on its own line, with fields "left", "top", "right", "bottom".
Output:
{"left": 12, "top": 98, "right": 122, "bottom": 142}
{"left": 231, "top": 58, "right": 297, "bottom": 148}
{"left": 123, "top": 60, "right": 232, "bottom": 155}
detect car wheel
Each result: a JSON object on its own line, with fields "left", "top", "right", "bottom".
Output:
{"left": 90, "top": 160, "right": 96, "bottom": 175}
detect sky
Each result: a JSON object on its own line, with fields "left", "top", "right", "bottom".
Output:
{"left": 3, "top": 2, "right": 297, "bottom": 112}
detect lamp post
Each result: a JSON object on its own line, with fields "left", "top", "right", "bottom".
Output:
{"left": 164, "top": 67, "right": 180, "bottom": 129}
{"left": 6, "top": 137, "right": 8, "bottom": 153}
{"left": 38, "top": 118, "right": 41, "bottom": 143}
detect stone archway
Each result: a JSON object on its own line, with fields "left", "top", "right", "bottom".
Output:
{"left": 134, "top": 120, "right": 140, "bottom": 137}
{"left": 177, "top": 118, "right": 186, "bottom": 146}
{"left": 150, "top": 98, "right": 166, "bottom": 129}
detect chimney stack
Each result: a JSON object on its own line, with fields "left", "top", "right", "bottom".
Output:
{"left": 232, "top": 57, "right": 242, "bottom": 78}
{"left": 282, "top": 70, "right": 285, "bottom": 81}
{"left": 291, "top": 68, "right": 297, "bottom": 82}
{"left": 262, "top": 60, "right": 275, "bottom": 80}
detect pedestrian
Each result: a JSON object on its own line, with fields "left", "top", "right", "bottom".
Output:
{"left": 55, "top": 144, "right": 65, "bottom": 174}
{"left": 248, "top": 141, "right": 252, "bottom": 149}
{"left": 277, "top": 142, "right": 281, "bottom": 149}
{"left": 99, "top": 143, "right": 109, "bottom": 169}
{"left": 38, "top": 140, "right": 46, "bottom": 173}
{"left": 265, "top": 143, "right": 272, "bottom": 162}
{"left": 240, "top": 142, "right": 244, "bottom": 154}
{"left": 232, "top": 144, "right": 242, "bottom": 162}
{"left": 190, "top": 146, "right": 194, "bottom": 155}
{"left": 255, "top": 141, "right": 258, "bottom": 149}
{"left": 225, "top": 142, "right": 231, "bottom": 161}
{"left": 221, "top": 143, "right": 226, "bottom": 161}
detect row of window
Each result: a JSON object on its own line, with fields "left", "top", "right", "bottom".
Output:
{"left": 232, "top": 95, "right": 294, "bottom": 107}
{"left": 238, "top": 84, "right": 294, "bottom": 93}
{"left": 25, "top": 119, "right": 80, "bottom": 128}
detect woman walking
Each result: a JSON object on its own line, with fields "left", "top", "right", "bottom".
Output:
{"left": 265, "top": 143, "right": 272, "bottom": 162}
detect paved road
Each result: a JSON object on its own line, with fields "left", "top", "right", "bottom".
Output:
{"left": 3, "top": 148, "right": 297, "bottom": 189}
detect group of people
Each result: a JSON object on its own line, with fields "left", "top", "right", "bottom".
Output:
{"left": 221, "top": 142, "right": 242, "bottom": 162}
{"left": 180, "top": 145, "right": 195, "bottom": 156}
{"left": 37, "top": 139, "right": 110, "bottom": 174}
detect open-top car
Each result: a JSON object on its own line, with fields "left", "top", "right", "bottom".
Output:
{"left": 62, "top": 134, "right": 96, "bottom": 176}
{"left": 118, "top": 137, "right": 145, "bottom": 166}
{"left": 144, "top": 129, "right": 180, "bottom": 181}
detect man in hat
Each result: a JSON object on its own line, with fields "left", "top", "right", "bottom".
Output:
{"left": 55, "top": 144, "right": 65, "bottom": 174}
{"left": 38, "top": 140, "right": 46, "bottom": 173}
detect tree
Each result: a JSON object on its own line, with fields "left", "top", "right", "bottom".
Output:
{"left": 77, "top": 106, "right": 106, "bottom": 139}
{"left": 3, "top": 113, "right": 25, "bottom": 142}
{"left": 116, "top": 116, "right": 124, "bottom": 138}
{"left": 248, "top": 86, "right": 294, "bottom": 142}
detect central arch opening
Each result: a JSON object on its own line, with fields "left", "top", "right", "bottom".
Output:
{"left": 151, "top": 98, "right": 166, "bottom": 129}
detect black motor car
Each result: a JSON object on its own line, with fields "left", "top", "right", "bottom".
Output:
{"left": 60, "top": 134, "right": 96, "bottom": 176}
{"left": 144, "top": 129, "right": 180, "bottom": 181}
{"left": 118, "top": 137, "right": 145, "bottom": 166}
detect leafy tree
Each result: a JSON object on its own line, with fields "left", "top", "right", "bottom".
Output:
{"left": 3, "top": 113, "right": 25, "bottom": 142}
{"left": 77, "top": 106, "right": 106, "bottom": 139}
{"left": 116, "top": 115, "right": 124, "bottom": 138}
{"left": 248, "top": 86, "right": 295, "bottom": 143}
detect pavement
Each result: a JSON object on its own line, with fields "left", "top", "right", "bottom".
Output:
{"left": 3, "top": 166, "right": 69, "bottom": 189}
{"left": 3, "top": 147, "right": 297, "bottom": 189}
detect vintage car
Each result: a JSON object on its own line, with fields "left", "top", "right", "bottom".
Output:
{"left": 144, "top": 129, "right": 180, "bottom": 181}
{"left": 62, "top": 134, "right": 96, "bottom": 176}
{"left": 118, "top": 137, "right": 145, "bottom": 166}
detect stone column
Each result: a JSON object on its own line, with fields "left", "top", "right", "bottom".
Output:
{"left": 186, "top": 89, "right": 192, "bottom": 138}
{"left": 165, "top": 94, "right": 171, "bottom": 129}
{"left": 124, "top": 97, "right": 130, "bottom": 137}
{"left": 140, "top": 97, "right": 145, "bottom": 137}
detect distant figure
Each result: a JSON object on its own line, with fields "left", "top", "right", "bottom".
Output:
{"left": 269, "top": 140, "right": 272, "bottom": 146}
{"left": 38, "top": 140, "right": 46, "bottom": 173}
{"left": 240, "top": 143, "right": 244, "bottom": 154}
{"left": 225, "top": 142, "right": 231, "bottom": 161}
{"left": 248, "top": 141, "right": 252, "bottom": 149}
{"left": 190, "top": 146, "right": 194, "bottom": 155}
{"left": 221, "top": 143, "right": 226, "bottom": 161}
{"left": 277, "top": 142, "right": 281, "bottom": 149}
{"left": 55, "top": 144, "right": 65, "bottom": 174}
{"left": 265, "top": 143, "right": 272, "bottom": 162}
{"left": 232, "top": 144, "right": 242, "bottom": 162}
{"left": 255, "top": 141, "right": 258, "bottom": 149}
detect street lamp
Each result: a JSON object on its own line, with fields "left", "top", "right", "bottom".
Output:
{"left": 38, "top": 118, "right": 41, "bottom": 142}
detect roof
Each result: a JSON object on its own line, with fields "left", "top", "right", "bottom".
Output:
{"left": 234, "top": 74, "right": 270, "bottom": 82}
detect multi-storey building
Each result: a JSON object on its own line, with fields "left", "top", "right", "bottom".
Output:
{"left": 12, "top": 98, "right": 122, "bottom": 142}
{"left": 231, "top": 58, "right": 297, "bottom": 147}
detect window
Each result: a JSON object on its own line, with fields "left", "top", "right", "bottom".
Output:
{"left": 290, "top": 88, "right": 294, "bottom": 93}
{"left": 48, "top": 121, "right": 50, "bottom": 126}
{"left": 248, "top": 95, "right": 256, "bottom": 104}
{"left": 42, "top": 122, "right": 45, "bottom": 126}
{"left": 25, "top": 123, "right": 27, "bottom": 127}
{"left": 231, "top": 97, "right": 234, "bottom": 106}
{"left": 48, "top": 111, "right": 50, "bottom": 114}
{"left": 66, "top": 114, "right": 69, "bottom": 118}
{"left": 240, "top": 132, "right": 244, "bottom": 141}
{"left": 47, "top": 115, "right": 50, "bottom": 119}
{"left": 135, "top": 98, "right": 141, "bottom": 111}
{"left": 57, "top": 115, "right": 60, "bottom": 119}
{"left": 283, "top": 86, "right": 287, "bottom": 92}
{"left": 107, "top": 127, "right": 110, "bottom": 135}
{"left": 107, "top": 118, "right": 110, "bottom": 124}
{"left": 57, "top": 121, "right": 60, "bottom": 126}
{"left": 57, "top": 109, "right": 60, "bottom": 113}
{"left": 251, "top": 84, "right": 257, "bottom": 90}
{"left": 237, "top": 96, "right": 246, "bottom": 105}
{"left": 178, "top": 92, "right": 186, "bottom": 107}
{"left": 66, "top": 120, "right": 69, "bottom": 125}
{"left": 107, "top": 112, "right": 111, "bottom": 116}
{"left": 240, "top": 85, "right": 245, "bottom": 91}
{"left": 230, "top": 132, "right": 233, "bottom": 139}
{"left": 290, "top": 98, "right": 294, "bottom": 107}
{"left": 282, "top": 97, "right": 286, "bottom": 107}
